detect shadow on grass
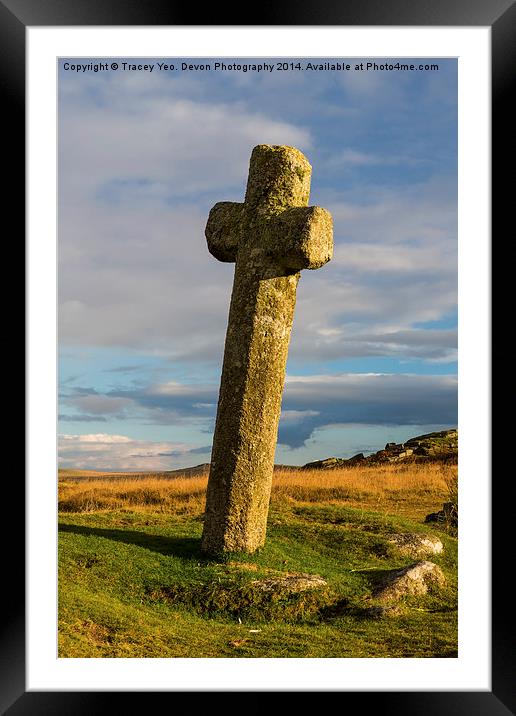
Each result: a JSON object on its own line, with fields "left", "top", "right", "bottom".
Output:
{"left": 58, "top": 523, "right": 209, "bottom": 561}
{"left": 355, "top": 567, "right": 397, "bottom": 589}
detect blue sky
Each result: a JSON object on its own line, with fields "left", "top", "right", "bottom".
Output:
{"left": 58, "top": 57, "right": 457, "bottom": 470}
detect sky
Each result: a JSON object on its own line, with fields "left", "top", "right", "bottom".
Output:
{"left": 58, "top": 57, "right": 457, "bottom": 471}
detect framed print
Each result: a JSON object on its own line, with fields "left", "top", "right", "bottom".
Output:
{"left": 9, "top": 0, "right": 511, "bottom": 711}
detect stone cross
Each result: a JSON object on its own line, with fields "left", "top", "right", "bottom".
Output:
{"left": 201, "top": 145, "right": 333, "bottom": 555}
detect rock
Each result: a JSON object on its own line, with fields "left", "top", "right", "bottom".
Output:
{"left": 387, "top": 533, "right": 443, "bottom": 557}
{"left": 373, "top": 561, "right": 446, "bottom": 601}
{"left": 405, "top": 429, "right": 457, "bottom": 458}
{"left": 425, "top": 501, "right": 458, "bottom": 527}
{"left": 372, "top": 449, "right": 390, "bottom": 463}
{"left": 369, "top": 428, "right": 457, "bottom": 464}
{"left": 442, "top": 501, "right": 457, "bottom": 517}
{"left": 347, "top": 452, "right": 366, "bottom": 464}
{"left": 302, "top": 428, "right": 458, "bottom": 470}
{"left": 302, "top": 457, "right": 346, "bottom": 470}
{"left": 251, "top": 573, "right": 327, "bottom": 593}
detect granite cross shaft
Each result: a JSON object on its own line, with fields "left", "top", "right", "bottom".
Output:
{"left": 201, "top": 145, "right": 333, "bottom": 555}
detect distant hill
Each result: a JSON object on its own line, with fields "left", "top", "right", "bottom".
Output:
{"left": 58, "top": 462, "right": 303, "bottom": 481}
{"left": 59, "top": 430, "right": 458, "bottom": 480}
{"left": 302, "top": 429, "right": 458, "bottom": 470}
{"left": 167, "top": 463, "right": 211, "bottom": 477}
{"left": 57, "top": 465, "right": 212, "bottom": 482}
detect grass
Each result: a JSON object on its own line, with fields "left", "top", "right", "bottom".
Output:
{"left": 59, "top": 461, "right": 454, "bottom": 520}
{"left": 58, "top": 462, "right": 458, "bottom": 658}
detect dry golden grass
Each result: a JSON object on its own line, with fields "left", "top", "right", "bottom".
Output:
{"left": 275, "top": 462, "right": 456, "bottom": 519}
{"left": 58, "top": 461, "right": 456, "bottom": 521}
{"left": 58, "top": 468, "right": 175, "bottom": 480}
{"left": 58, "top": 474, "right": 208, "bottom": 515}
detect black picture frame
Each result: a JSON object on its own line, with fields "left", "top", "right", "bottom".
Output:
{"left": 11, "top": 0, "right": 508, "bottom": 712}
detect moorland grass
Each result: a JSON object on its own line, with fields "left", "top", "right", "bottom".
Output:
{"left": 58, "top": 463, "right": 457, "bottom": 658}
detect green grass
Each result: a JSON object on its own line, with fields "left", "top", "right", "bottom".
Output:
{"left": 59, "top": 501, "right": 457, "bottom": 658}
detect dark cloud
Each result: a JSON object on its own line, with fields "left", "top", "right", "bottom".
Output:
{"left": 103, "top": 365, "right": 144, "bottom": 373}
{"left": 60, "top": 373, "right": 456, "bottom": 449}
{"left": 188, "top": 445, "right": 212, "bottom": 455}
{"left": 278, "top": 373, "right": 457, "bottom": 447}
{"left": 58, "top": 414, "right": 107, "bottom": 423}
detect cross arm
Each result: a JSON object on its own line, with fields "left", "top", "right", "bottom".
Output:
{"left": 271, "top": 206, "right": 333, "bottom": 270}
{"left": 205, "top": 201, "right": 244, "bottom": 263}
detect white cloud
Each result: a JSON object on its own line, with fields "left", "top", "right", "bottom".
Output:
{"left": 59, "top": 72, "right": 311, "bottom": 203}
{"left": 284, "top": 371, "right": 457, "bottom": 390}
{"left": 58, "top": 433, "right": 200, "bottom": 470}
{"left": 58, "top": 70, "right": 310, "bottom": 356}
{"left": 59, "top": 433, "right": 132, "bottom": 443}
{"left": 67, "top": 395, "right": 133, "bottom": 415}
{"left": 59, "top": 177, "right": 457, "bottom": 363}
{"left": 58, "top": 66, "right": 456, "bottom": 368}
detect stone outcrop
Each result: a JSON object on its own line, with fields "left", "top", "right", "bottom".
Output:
{"left": 303, "top": 456, "right": 347, "bottom": 470}
{"left": 302, "top": 429, "right": 458, "bottom": 469}
{"left": 404, "top": 429, "right": 458, "bottom": 457}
